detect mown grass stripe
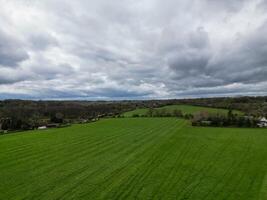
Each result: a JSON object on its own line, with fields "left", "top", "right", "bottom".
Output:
{"left": 1, "top": 118, "right": 267, "bottom": 200}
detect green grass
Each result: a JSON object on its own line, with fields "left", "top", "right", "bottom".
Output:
{"left": 122, "top": 104, "right": 242, "bottom": 117}
{"left": 0, "top": 118, "right": 267, "bottom": 200}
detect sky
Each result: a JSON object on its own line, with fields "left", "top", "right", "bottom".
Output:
{"left": 0, "top": 0, "right": 267, "bottom": 100}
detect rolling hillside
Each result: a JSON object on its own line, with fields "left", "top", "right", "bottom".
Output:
{"left": 122, "top": 104, "right": 242, "bottom": 117}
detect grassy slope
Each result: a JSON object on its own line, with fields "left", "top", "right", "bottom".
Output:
{"left": 0, "top": 118, "right": 267, "bottom": 200}
{"left": 122, "top": 104, "right": 242, "bottom": 117}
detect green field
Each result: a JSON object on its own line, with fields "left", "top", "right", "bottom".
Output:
{"left": 122, "top": 104, "right": 242, "bottom": 117}
{"left": 1, "top": 118, "right": 267, "bottom": 200}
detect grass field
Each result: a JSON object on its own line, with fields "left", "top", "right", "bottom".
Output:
{"left": 122, "top": 104, "right": 242, "bottom": 117}
{"left": 1, "top": 118, "right": 267, "bottom": 200}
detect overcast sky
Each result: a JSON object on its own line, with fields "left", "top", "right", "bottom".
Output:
{"left": 0, "top": 0, "right": 267, "bottom": 100}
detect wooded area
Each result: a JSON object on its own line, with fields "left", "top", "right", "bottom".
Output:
{"left": 0, "top": 96, "right": 266, "bottom": 132}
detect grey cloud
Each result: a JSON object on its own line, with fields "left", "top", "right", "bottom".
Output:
{"left": 257, "top": 0, "right": 267, "bottom": 11}
{"left": 188, "top": 27, "right": 210, "bottom": 49}
{"left": 31, "top": 63, "right": 75, "bottom": 80}
{"left": 208, "top": 19, "right": 267, "bottom": 85}
{"left": 0, "top": 93, "right": 35, "bottom": 100}
{"left": 29, "top": 32, "right": 58, "bottom": 50}
{"left": 166, "top": 28, "right": 211, "bottom": 80}
{"left": 87, "top": 88, "right": 152, "bottom": 99}
{"left": 0, "top": 67, "right": 32, "bottom": 84}
{"left": 174, "top": 81, "right": 267, "bottom": 98}
{"left": 0, "top": 30, "right": 29, "bottom": 67}
{"left": 0, "top": 0, "right": 267, "bottom": 99}
{"left": 166, "top": 16, "right": 267, "bottom": 90}
{"left": 204, "top": 0, "right": 246, "bottom": 12}
{"left": 168, "top": 51, "right": 210, "bottom": 76}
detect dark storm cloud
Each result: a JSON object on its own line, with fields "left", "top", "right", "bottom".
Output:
{"left": 0, "top": 0, "right": 266, "bottom": 99}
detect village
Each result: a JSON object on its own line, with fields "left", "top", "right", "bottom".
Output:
{"left": 1, "top": 111, "right": 267, "bottom": 135}
{"left": 0, "top": 115, "right": 104, "bottom": 134}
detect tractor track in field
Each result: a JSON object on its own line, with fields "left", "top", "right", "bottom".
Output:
{"left": 0, "top": 123, "right": 132, "bottom": 167}
{"left": 137, "top": 129, "right": 200, "bottom": 199}
{"left": 1, "top": 118, "right": 162, "bottom": 168}
{"left": 58, "top": 119, "right": 182, "bottom": 200}
{"left": 176, "top": 134, "right": 253, "bottom": 200}
{"left": 111, "top": 121, "right": 187, "bottom": 200}
{"left": 219, "top": 136, "right": 253, "bottom": 200}
{"left": 149, "top": 138, "right": 194, "bottom": 199}
{"left": 0, "top": 119, "right": 146, "bottom": 159}
{"left": 25, "top": 119, "right": 178, "bottom": 200}
{"left": 175, "top": 134, "right": 235, "bottom": 199}
{"left": 9, "top": 122, "right": 159, "bottom": 198}
{"left": 90, "top": 121, "right": 185, "bottom": 199}
{"left": 154, "top": 142, "right": 208, "bottom": 200}
{"left": 1, "top": 118, "right": 267, "bottom": 200}
{"left": 115, "top": 125, "right": 180, "bottom": 198}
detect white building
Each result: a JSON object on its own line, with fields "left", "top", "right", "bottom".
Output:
{"left": 38, "top": 126, "right": 47, "bottom": 130}
{"left": 258, "top": 117, "right": 267, "bottom": 128}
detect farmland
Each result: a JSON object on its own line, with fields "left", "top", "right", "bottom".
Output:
{"left": 122, "top": 104, "right": 242, "bottom": 117}
{"left": 1, "top": 118, "right": 267, "bottom": 200}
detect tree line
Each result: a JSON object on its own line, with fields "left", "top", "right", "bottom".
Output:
{"left": 191, "top": 110, "right": 259, "bottom": 128}
{"left": 1, "top": 96, "right": 266, "bottom": 132}
{"left": 0, "top": 99, "right": 177, "bottom": 132}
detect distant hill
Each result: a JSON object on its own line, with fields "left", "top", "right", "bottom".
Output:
{"left": 122, "top": 104, "right": 242, "bottom": 117}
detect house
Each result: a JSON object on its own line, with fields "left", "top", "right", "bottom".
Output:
{"left": 77, "top": 119, "right": 88, "bottom": 124}
{"left": 258, "top": 117, "right": 267, "bottom": 128}
{"left": 91, "top": 118, "right": 99, "bottom": 122}
{"left": 38, "top": 126, "right": 47, "bottom": 130}
{"left": 244, "top": 115, "right": 254, "bottom": 120}
{"left": 200, "top": 120, "right": 212, "bottom": 126}
{"left": 97, "top": 114, "right": 105, "bottom": 118}
{"left": 47, "top": 123, "right": 60, "bottom": 128}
